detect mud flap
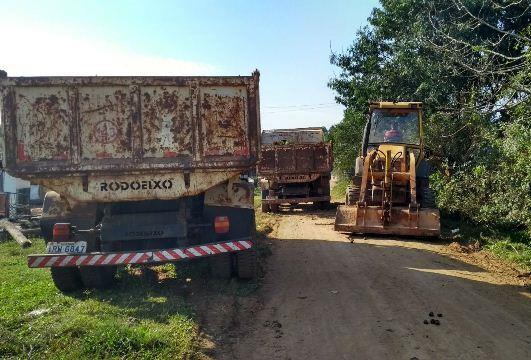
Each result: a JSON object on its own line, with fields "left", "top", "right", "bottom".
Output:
{"left": 334, "top": 205, "right": 440, "bottom": 237}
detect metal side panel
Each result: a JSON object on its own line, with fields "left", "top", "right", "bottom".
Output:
{"left": 200, "top": 86, "right": 249, "bottom": 157}
{"left": 258, "top": 143, "right": 333, "bottom": 176}
{"left": 141, "top": 85, "right": 193, "bottom": 158}
{"left": 13, "top": 87, "right": 72, "bottom": 163}
{"left": 78, "top": 86, "right": 132, "bottom": 160}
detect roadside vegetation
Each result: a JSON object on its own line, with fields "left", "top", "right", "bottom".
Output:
{"left": 0, "top": 238, "right": 200, "bottom": 359}
{"left": 328, "top": 0, "right": 531, "bottom": 269}
{"left": 0, "top": 198, "right": 276, "bottom": 359}
{"left": 331, "top": 175, "right": 349, "bottom": 203}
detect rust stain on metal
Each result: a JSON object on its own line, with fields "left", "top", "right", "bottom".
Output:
{"left": 141, "top": 86, "right": 193, "bottom": 158}
{"left": 79, "top": 86, "right": 132, "bottom": 160}
{"left": 14, "top": 88, "right": 71, "bottom": 162}
{"left": 201, "top": 87, "right": 249, "bottom": 157}
{"left": 204, "top": 177, "right": 254, "bottom": 209}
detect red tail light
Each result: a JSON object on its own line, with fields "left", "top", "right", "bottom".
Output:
{"left": 53, "top": 223, "right": 71, "bottom": 242}
{"left": 214, "top": 216, "right": 230, "bottom": 234}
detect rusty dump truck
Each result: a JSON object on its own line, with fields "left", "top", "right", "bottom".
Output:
{"left": 258, "top": 128, "right": 332, "bottom": 212}
{"left": 0, "top": 70, "right": 260, "bottom": 291}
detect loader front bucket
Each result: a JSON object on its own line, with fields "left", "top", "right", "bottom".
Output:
{"left": 334, "top": 205, "right": 440, "bottom": 237}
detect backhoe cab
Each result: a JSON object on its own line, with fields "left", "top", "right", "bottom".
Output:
{"left": 334, "top": 102, "right": 440, "bottom": 237}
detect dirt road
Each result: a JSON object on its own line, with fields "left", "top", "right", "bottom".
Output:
{"left": 224, "top": 209, "right": 531, "bottom": 360}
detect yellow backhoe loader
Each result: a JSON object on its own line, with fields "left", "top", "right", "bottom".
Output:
{"left": 335, "top": 102, "right": 440, "bottom": 237}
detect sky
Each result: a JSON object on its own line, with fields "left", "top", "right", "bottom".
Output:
{"left": 0, "top": 0, "right": 378, "bottom": 130}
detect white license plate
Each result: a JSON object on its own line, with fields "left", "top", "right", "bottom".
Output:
{"left": 46, "top": 241, "right": 87, "bottom": 254}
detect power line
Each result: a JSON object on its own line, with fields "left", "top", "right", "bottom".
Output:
{"left": 263, "top": 102, "right": 338, "bottom": 109}
{"left": 263, "top": 104, "right": 342, "bottom": 114}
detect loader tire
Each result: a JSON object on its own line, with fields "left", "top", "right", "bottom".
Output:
{"left": 346, "top": 186, "right": 360, "bottom": 206}
{"left": 419, "top": 180, "right": 436, "bottom": 208}
{"left": 237, "top": 249, "right": 257, "bottom": 280}
{"left": 79, "top": 266, "right": 117, "bottom": 289}
{"left": 209, "top": 254, "right": 233, "bottom": 279}
{"left": 50, "top": 267, "right": 83, "bottom": 292}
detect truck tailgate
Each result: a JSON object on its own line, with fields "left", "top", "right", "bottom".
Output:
{"left": 258, "top": 143, "right": 332, "bottom": 175}
{"left": 0, "top": 72, "right": 260, "bottom": 176}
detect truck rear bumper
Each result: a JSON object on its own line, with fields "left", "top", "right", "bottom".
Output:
{"left": 28, "top": 238, "right": 253, "bottom": 268}
{"left": 263, "top": 196, "right": 330, "bottom": 205}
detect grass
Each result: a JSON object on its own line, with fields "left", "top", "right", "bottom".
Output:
{"left": 441, "top": 215, "right": 531, "bottom": 271}
{"left": 486, "top": 238, "right": 531, "bottom": 271}
{"left": 0, "top": 239, "right": 200, "bottom": 359}
{"left": 331, "top": 176, "right": 349, "bottom": 203}
{"left": 254, "top": 195, "right": 277, "bottom": 236}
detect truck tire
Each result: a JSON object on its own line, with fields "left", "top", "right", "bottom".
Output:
{"left": 236, "top": 249, "right": 257, "bottom": 280}
{"left": 261, "top": 190, "right": 271, "bottom": 212}
{"left": 209, "top": 254, "right": 233, "bottom": 279}
{"left": 40, "top": 219, "right": 55, "bottom": 242}
{"left": 50, "top": 267, "right": 83, "bottom": 292}
{"left": 261, "top": 202, "right": 270, "bottom": 213}
{"left": 44, "top": 210, "right": 83, "bottom": 292}
{"left": 270, "top": 203, "right": 279, "bottom": 213}
{"left": 79, "top": 267, "right": 117, "bottom": 289}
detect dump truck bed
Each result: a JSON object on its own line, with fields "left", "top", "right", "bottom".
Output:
{"left": 0, "top": 72, "right": 260, "bottom": 203}
{"left": 0, "top": 73, "right": 260, "bottom": 175}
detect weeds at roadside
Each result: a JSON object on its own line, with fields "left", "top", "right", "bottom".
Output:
{"left": 0, "top": 239, "right": 201, "bottom": 359}
{"left": 331, "top": 176, "right": 349, "bottom": 203}
{"left": 441, "top": 214, "right": 531, "bottom": 271}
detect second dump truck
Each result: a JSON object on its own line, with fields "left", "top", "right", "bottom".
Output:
{"left": 0, "top": 70, "right": 260, "bottom": 291}
{"left": 258, "top": 128, "right": 332, "bottom": 212}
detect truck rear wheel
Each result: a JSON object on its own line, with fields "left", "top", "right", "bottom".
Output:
{"left": 209, "top": 254, "right": 233, "bottom": 279}
{"left": 261, "top": 202, "right": 270, "bottom": 213}
{"left": 237, "top": 249, "right": 257, "bottom": 279}
{"left": 261, "top": 190, "right": 271, "bottom": 212}
{"left": 50, "top": 267, "right": 83, "bottom": 292}
{"left": 79, "top": 267, "right": 117, "bottom": 289}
